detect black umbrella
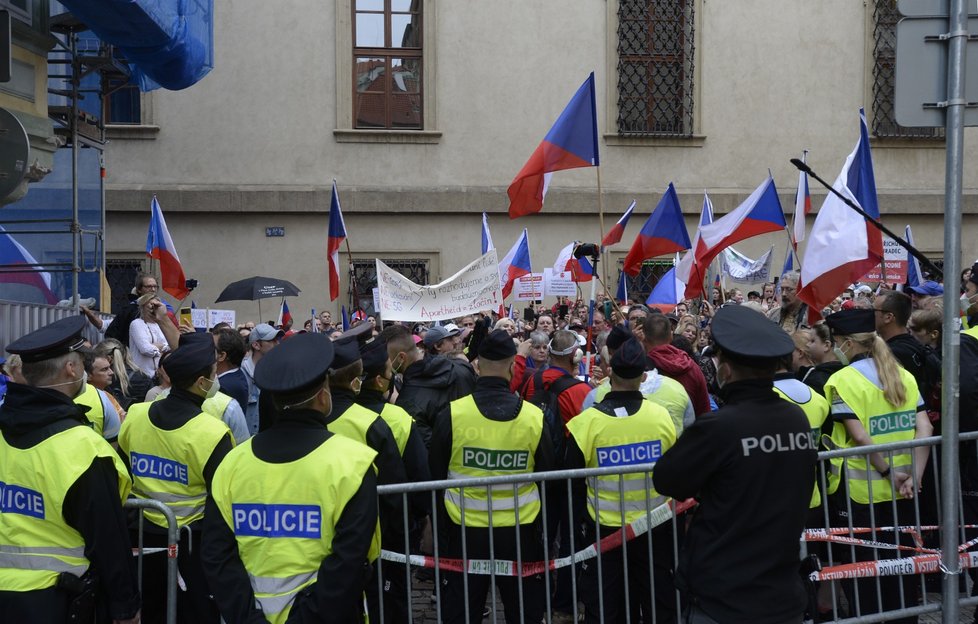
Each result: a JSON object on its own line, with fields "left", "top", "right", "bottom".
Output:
{"left": 215, "top": 276, "right": 301, "bottom": 302}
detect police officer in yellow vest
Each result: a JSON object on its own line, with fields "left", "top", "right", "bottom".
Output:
{"left": 654, "top": 305, "right": 817, "bottom": 624}
{"left": 119, "top": 332, "right": 234, "bottom": 623}
{"left": 429, "top": 329, "right": 555, "bottom": 623}
{"left": 0, "top": 316, "right": 140, "bottom": 623}
{"left": 354, "top": 333, "right": 431, "bottom": 624}
{"left": 201, "top": 331, "right": 379, "bottom": 623}
{"left": 566, "top": 336, "right": 679, "bottom": 624}
{"left": 822, "top": 309, "right": 932, "bottom": 624}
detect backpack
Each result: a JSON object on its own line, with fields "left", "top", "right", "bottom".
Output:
{"left": 520, "top": 368, "right": 586, "bottom": 459}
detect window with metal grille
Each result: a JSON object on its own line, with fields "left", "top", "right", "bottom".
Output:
{"left": 353, "top": 0, "right": 423, "bottom": 129}
{"left": 616, "top": 0, "right": 695, "bottom": 137}
{"left": 616, "top": 259, "right": 674, "bottom": 304}
{"left": 871, "top": 0, "right": 943, "bottom": 139}
{"left": 105, "top": 258, "right": 146, "bottom": 315}
{"left": 351, "top": 258, "right": 429, "bottom": 314}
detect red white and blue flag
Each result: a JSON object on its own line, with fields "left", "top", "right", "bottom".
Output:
{"left": 327, "top": 181, "right": 347, "bottom": 302}
{"left": 508, "top": 73, "right": 599, "bottom": 219}
{"left": 623, "top": 183, "right": 691, "bottom": 276}
{"left": 677, "top": 176, "right": 787, "bottom": 300}
{"left": 905, "top": 225, "right": 922, "bottom": 288}
{"left": 0, "top": 224, "right": 58, "bottom": 304}
{"left": 798, "top": 109, "right": 884, "bottom": 322}
{"left": 553, "top": 242, "right": 594, "bottom": 283}
{"left": 615, "top": 270, "right": 628, "bottom": 304}
{"left": 646, "top": 267, "right": 684, "bottom": 313}
{"left": 146, "top": 196, "right": 189, "bottom": 300}
{"left": 481, "top": 213, "right": 495, "bottom": 254}
{"left": 792, "top": 163, "right": 812, "bottom": 248}
{"left": 276, "top": 299, "right": 292, "bottom": 329}
{"left": 499, "top": 229, "right": 532, "bottom": 299}
{"left": 601, "top": 200, "right": 636, "bottom": 248}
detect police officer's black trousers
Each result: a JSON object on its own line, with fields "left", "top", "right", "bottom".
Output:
{"left": 0, "top": 586, "right": 71, "bottom": 623}
{"left": 440, "top": 523, "right": 545, "bottom": 624}
{"left": 365, "top": 559, "right": 410, "bottom": 624}
{"left": 830, "top": 496, "right": 918, "bottom": 624}
{"left": 134, "top": 526, "right": 219, "bottom": 624}
{"left": 580, "top": 522, "right": 677, "bottom": 624}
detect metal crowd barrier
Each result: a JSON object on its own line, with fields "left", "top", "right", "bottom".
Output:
{"left": 124, "top": 498, "right": 179, "bottom": 624}
{"left": 374, "top": 432, "right": 978, "bottom": 624}
{"left": 0, "top": 298, "right": 112, "bottom": 352}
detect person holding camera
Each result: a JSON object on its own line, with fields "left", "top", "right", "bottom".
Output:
{"left": 128, "top": 294, "right": 180, "bottom": 377}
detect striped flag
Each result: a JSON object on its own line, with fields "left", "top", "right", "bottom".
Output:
{"left": 146, "top": 196, "right": 189, "bottom": 300}
{"left": 327, "top": 181, "right": 347, "bottom": 302}
{"left": 481, "top": 213, "right": 494, "bottom": 254}
{"left": 792, "top": 162, "right": 812, "bottom": 247}
{"left": 276, "top": 299, "right": 292, "bottom": 329}
{"left": 601, "top": 200, "right": 636, "bottom": 248}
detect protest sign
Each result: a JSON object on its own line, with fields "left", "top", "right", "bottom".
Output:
{"left": 544, "top": 268, "right": 577, "bottom": 297}
{"left": 192, "top": 308, "right": 236, "bottom": 329}
{"left": 721, "top": 246, "right": 773, "bottom": 284}
{"left": 513, "top": 273, "right": 544, "bottom": 301}
{"left": 376, "top": 250, "right": 503, "bottom": 321}
{"left": 861, "top": 236, "right": 909, "bottom": 283}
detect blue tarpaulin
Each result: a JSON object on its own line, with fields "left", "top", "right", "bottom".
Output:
{"left": 56, "top": 0, "right": 213, "bottom": 91}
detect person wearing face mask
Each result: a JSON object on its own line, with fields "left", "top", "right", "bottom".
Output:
{"left": 201, "top": 333, "right": 379, "bottom": 624}
{"left": 0, "top": 317, "right": 141, "bottom": 624}
{"left": 654, "top": 305, "right": 817, "bottom": 624}
{"left": 119, "top": 333, "right": 234, "bottom": 624}
{"left": 821, "top": 309, "right": 932, "bottom": 624}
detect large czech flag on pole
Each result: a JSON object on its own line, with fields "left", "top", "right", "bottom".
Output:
{"left": 792, "top": 164, "right": 812, "bottom": 248}
{"left": 146, "top": 196, "right": 190, "bottom": 300}
{"left": 622, "top": 183, "right": 691, "bottom": 276}
{"left": 798, "top": 109, "right": 883, "bottom": 322}
{"left": 499, "top": 229, "right": 532, "bottom": 298}
{"left": 601, "top": 200, "right": 636, "bottom": 248}
{"left": 508, "top": 73, "right": 600, "bottom": 219}
{"left": 0, "top": 225, "right": 58, "bottom": 304}
{"left": 677, "top": 176, "right": 786, "bottom": 300}
{"left": 646, "top": 267, "right": 684, "bottom": 313}
{"left": 327, "top": 181, "right": 347, "bottom": 302}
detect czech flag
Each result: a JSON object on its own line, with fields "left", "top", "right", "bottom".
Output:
{"left": 677, "top": 176, "right": 786, "bottom": 300}
{"left": 146, "top": 196, "right": 189, "bottom": 300}
{"left": 508, "top": 73, "right": 599, "bottom": 219}
{"left": 646, "top": 267, "right": 684, "bottom": 313}
{"left": 481, "top": 213, "right": 495, "bottom": 254}
{"left": 905, "top": 225, "right": 922, "bottom": 288}
{"left": 622, "top": 183, "right": 691, "bottom": 276}
{"left": 798, "top": 109, "right": 883, "bottom": 323}
{"left": 0, "top": 225, "right": 58, "bottom": 304}
{"left": 499, "top": 229, "right": 532, "bottom": 299}
{"left": 601, "top": 200, "right": 636, "bottom": 248}
{"left": 615, "top": 271, "right": 628, "bottom": 304}
{"left": 327, "top": 181, "right": 347, "bottom": 302}
{"left": 553, "top": 242, "right": 594, "bottom": 283}
{"left": 276, "top": 299, "right": 292, "bottom": 329}
{"left": 792, "top": 163, "right": 812, "bottom": 248}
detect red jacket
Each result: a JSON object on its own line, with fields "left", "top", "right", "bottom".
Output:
{"left": 512, "top": 357, "right": 590, "bottom": 428}
{"left": 647, "top": 343, "right": 711, "bottom": 416}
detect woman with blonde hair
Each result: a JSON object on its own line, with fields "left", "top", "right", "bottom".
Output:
{"left": 95, "top": 338, "right": 153, "bottom": 408}
{"left": 822, "top": 309, "right": 932, "bottom": 621}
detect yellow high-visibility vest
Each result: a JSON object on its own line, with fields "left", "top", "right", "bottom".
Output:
{"left": 774, "top": 378, "right": 830, "bottom": 509}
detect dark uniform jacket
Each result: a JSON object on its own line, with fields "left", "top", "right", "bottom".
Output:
{"left": 653, "top": 379, "right": 816, "bottom": 624}
{"left": 200, "top": 408, "right": 378, "bottom": 624}
{"left": 0, "top": 383, "right": 141, "bottom": 620}
{"left": 397, "top": 355, "right": 477, "bottom": 447}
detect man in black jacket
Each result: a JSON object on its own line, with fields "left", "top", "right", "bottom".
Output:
{"left": 104, "top": 273, "right": 159, "bottom": 343}
{"left": 654, "top": 305, "right": 817, "bottom": 624}
{"left": 382, "top": 324, "right": 476, "bottom": 446}
{"left": 875, "top": 290, "right": 931, "bottom": 394}
{"left": 0, "top": 316, "right": 141, "bottom": 623}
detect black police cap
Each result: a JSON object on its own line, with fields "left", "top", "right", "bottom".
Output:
{"left": 610, "top": 337, "right": 646, "bottom": 379}
{"left": 824, "top": 308, "right": 876, "bottom": 336}
{"left": 478, "top": 329, "right": 517, "bottom": 361}
{"left": 6, "top": 316, "right": 89, "bottom": 364}
{"left": 254, "top": 333, "right": 335, "bottom": 394}
{"left": 606, "top": 325, "right": 632, "bottom": 352}
{"left": 331, "top": 323, "right": 372, "bottom": 369}
{"left": 359, "top": 335, "right": 389, "bottom": 377}
{"left": 711, "top": 304, "right": 794, "bottom": 364}
{"left": 163, "top": 334, "right": 216, "bottom": 385}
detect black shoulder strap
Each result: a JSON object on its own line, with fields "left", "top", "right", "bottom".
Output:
{"left": 549, "top": 372, "right": 585, "bottom": 397}
{"left": 521, "top": 367, "right": 545, "bottom": 397}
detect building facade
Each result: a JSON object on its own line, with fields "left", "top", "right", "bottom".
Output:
{"left": 101, "top": 0, "right": 976, "bottom": 320}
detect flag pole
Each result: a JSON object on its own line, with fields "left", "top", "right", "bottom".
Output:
{"left": 596, "top": 167, "right": 610, "bottom": 296}
{"left": 345, "top": 238, "right": 358, "bottom": 316}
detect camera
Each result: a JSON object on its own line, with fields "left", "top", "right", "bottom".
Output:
{"left": 185, "top": 279, "right": 199, "bottom": 291}
{"left": 573, "top": 243, "right": 600, "bottom": 259}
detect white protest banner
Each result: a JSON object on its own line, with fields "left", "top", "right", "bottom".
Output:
{"left": 191, "top": 308, "right": 236, "bottom": 330}
{"left": 543, "top": 268, "right": 577, "bottom": 297}
{"left": 861, "top": 236, "right": 909, "bottom": 283}
{"left": 513, "top": 273, "right": 544, "bottom": 301}
{"left": 721, "top": 246, "right": 773, "bottom": 284}
{"left": 376, "top": 250, "right": 503, "bottom": 321}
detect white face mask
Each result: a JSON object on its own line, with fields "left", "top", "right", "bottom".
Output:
{"left": 40, "top": 370, "right": 87, "bottom": 398}
{"left": 201, "top": 376, "right": 220, "bottom": 400}
{"left": 833, "top": 342, "right": 850, "bottom": 366}
{"left": 961, "top": 293, "right": 977, "bottom": 316}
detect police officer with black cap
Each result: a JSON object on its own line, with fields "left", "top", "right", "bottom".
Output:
{"left": 119, "top": 331, "right": 233, "bottom": 623}
{"left": 0, "top": 316, "right": 141, "bottom": 623}
{"left": 654, "top": 305, "right": 817, "bottom": 624}
{"left": 429, "top": 329, "right": 554, "bottom": 623}
{"left": 566, "top": 337, "right": 679, "bottom": 624}
{"left": 201, "top": 332, "right": 379, "bottom": 623}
